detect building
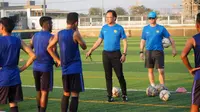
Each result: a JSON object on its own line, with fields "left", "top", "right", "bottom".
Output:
{"left": 0, "top": 0, "right": 68, "bottom": 30}
{"left": 182, "top": 0, "right": 200, "bottom": 18}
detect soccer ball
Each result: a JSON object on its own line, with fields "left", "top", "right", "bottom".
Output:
{"left": 159, "top": 90, "right": 171, "bottom": 101}
{"left": 146, "top": 86, "right": 158, "bottom": 97}
{"left": 155, "top": 84, "right": 168, "bottom": 93}
{"left": 162, "top": 38, "right": 171, "bottom": 48}
{"left": 112, "top": 87, "right": 121, "bottom": 97}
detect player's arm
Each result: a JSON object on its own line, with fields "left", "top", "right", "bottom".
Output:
{"left": 140, "top": 28, "right": 146, "bottom": 53}
{"left": 122, "top": 38, "right": 127, "bottom": 55}
{"left": 73, "top": 30, "right": 87, "bottom": 50}
{"left": 140, "top": 39, "right": 146, "bottom": 52}
{"left": 169, "top": 37, "right": 176, "bottom": 49}
{"left": 20, "top": 40, "right": 36, "bottom": 72}
{"left": 86, "top": 38, "right": 103, "bottom": 57}
{"left": 47, "top": 33, "right": 60, "bottom": 66}
{"left": 169, "top": 37, "right": 177, "bottom": 57}
{"left": 50, "top": 35, "right": 59, "bottom": 58}
{"left": 140, "top": 28, "right": 146, "bottom": 60}
{"left": 29, "top": 36, "right": 34, "bottom": 49}
{"left": 181, "top": 38, "right": 197, "bottom": 75}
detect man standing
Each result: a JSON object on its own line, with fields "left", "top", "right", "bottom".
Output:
{"left": 140, "top": 11, "right": 177, "bottom": 87}
{"left": 0, "top": 17, "right": 36, "bottom": 112}
{"left": 47, "top": 12, "right": 87, "bottom": 112}
{"left": 29, "top": 16, "right": 56, "bottom": 112}
{"left": 181, "top": 13, "right": 200, "bottom": 112}
{"left": 86, "top": 10, "right": 128, "bottom": 102}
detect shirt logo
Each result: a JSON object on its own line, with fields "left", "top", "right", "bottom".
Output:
{"left": 146, "top": 32, "right": 149, "bottom": 34}
{"left": 156, "top": 30, "right": 160, "bottom": 33}
{"left": 114, "top": 30, "right": 118, "bottom": 33}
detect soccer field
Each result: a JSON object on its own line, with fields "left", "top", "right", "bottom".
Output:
{"left": 1, "top": 37, "right": 195, "bottom": 112}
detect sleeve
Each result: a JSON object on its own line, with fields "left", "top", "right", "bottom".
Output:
{"left": 120, "top": 26, "right": 127, "bottom": 39}
{"left": 162, "top": 27, "right": 170, "bottom": 38}
{"left": 141, "top": 28, "right": 146, "bottom": 40}
{"left": 99, "top": 28, "right": 104, "bottom": 39}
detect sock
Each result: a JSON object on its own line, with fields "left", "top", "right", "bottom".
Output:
{"left": 69, "top": 97, "right": 79, "bottom": 112}
{"left": 10, "top": 106, "right": 18, "bottom": 112}
{"left": 61, "top": 95, "right": 70, "bottom": 112}
{"left": 151, "top": 83, "right": 155, "bottom": 87}
{"left": 160, "top": 84, "right": 165, "bottom": 86}
{"left": 38, "top": 106, "right": 40, "bottom": 112}
{"left": 40, "top": 107, "right": 46, "bottom": 112}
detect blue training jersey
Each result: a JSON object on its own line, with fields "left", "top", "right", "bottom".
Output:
{"left": 32, "top": 31, "right": 54, "bottom": 72}
{"left": 58, "top": 29, "right": 82, "bottom": 75}
{"left": 0, "top": 36, "right": 21, "bottom": 86}
{"left": 193, "top": 33, "right": 200, "bottom": 80}
{"left": 141, "top": 24, "right": 170, "bottom": 51}
{"left": 99, "top": 24, "right": 127, "bottom": 51}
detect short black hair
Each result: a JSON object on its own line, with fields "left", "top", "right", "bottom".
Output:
{"left": 197, "top": 13, "right": 200, "bottom": 23}
{"left": 67, "top": 12, "right": 79, "bottom": 25}
{"left": 0, "top": 17, "right": 16, "bottom": 33}
{"left": 106, "top": 10, "right": 117, "bottom": 18}
{"left": 39, "top": 16, "right": 52, "bottom": 27}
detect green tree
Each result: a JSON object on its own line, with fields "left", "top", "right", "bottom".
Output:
{"left": 129, "top": 5, "right": 159, "bottom": 16}
{"left": 89, "top": 7, "right": 103, "bottom": 16}
{"left": 114, "top": 7, "right": 128, "bottom": 15}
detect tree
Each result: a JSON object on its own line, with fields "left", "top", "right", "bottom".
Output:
{"left": 89, "top": 7, "right": 103, "bottom": 16}
{"left": 114, "top": 7, "right": 128, "bottom": 15}
{"left": 129, "top": 5, "right": 159, "bottom": 16}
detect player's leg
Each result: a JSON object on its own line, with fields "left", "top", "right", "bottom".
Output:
{"left": 33, "top": 71, "right": 41, "bottom": 112}
{"left": 40, "top": 72, "right": 51, "bottom": 112}
{"left": 61, "top": 75, "right": 70, "bottom": 112}
{"left": 191, "top": 80, "right": 200, "bottom": 112}
{"left": 111, "top": 51, "right": 127, "bottom": 101}
{"left": 190, "top": 105, "right": 199, "bottom": 112}
{"left": 70, "top": 92, "right": 79, "bottom": 112}
{"left": 8, "top": 84, "right": 23, "bottom": 112}
{"left": 0, "top": 86, "right": 9, "bottom": 110}
{"left": 155, "top": 51, "right": 165, "bottom": 85}
{"left": 102, "top": 51, "right": 113, "bottom": 101}
{"left": 145, "top": 50, "right": 155, "bottom": 87}
{"left": 69, "top": 73, "right": 84, "bottom": 112}
{"left": 9, "top": 103, "right": 18, "bottom": 112}
{"left": 148, "top": 68, "right": 155, "bottom": 87}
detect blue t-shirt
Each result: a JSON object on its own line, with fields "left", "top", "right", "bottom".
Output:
{"left": 0, "top": 36, "right": 21, "bottom": 86}
{"left": 193, "top": 33, "right": 200, "bottom": 80}
{"left": 32, "top": 31, "right": 54, "bottom": 72}
{"left": 58, "top": 29, "right": 82, "bottom": 75}
{"left": 141, "top": 24, "right": 170, "bottom": 51}
{"left": 99, "top": 24, "right": 127, "bottom": 51}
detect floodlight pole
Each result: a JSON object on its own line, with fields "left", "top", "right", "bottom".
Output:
{"left": 43, "top": 0, "right": 46, "bottom": 16}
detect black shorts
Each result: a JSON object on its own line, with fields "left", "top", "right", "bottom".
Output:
{"left": 33, "top": 71, "right": 53, "bottom": 91}
{"left": 62, "top": 73, "right": 84, "bottom": 92}
{"left": 192, "top": 79, "right": 200, "bottom": 106}
{"left": 0, "top": 84, "right": 23, "bottom": 104}
{"left": 145, "top": 50, "right": 164, "bottom": 69}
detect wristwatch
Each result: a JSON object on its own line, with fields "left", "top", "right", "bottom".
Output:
{"left": 122, "top": 53, "right": 127, "bottom": 56}
{"left": 139, "top": 51, "right": 144, "bottom": 54}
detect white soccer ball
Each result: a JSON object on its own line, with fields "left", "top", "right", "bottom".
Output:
{"left": 155, "top": 84, "right": 168, "bottom": 93}
{"left": 162, "top": 38, "right": 171, "bottom": 48}
{"left": 112, "top": 87, "right": 121, "bottom": 97}
{"left": 146, "top": 86, "right": 158, "bottom": 97}
{"left": 159, "top": 90, "right": 171, "bottom": 101}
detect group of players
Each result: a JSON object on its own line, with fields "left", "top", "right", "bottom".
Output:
{"left": 0, "top": 9, "right": 200, "bottom": 112}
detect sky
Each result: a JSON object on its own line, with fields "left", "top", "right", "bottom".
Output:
{"left": 3, "top": 0, "right": 182, "bottom": 13}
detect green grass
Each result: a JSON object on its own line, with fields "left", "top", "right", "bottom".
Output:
{"left": 0, "top": 37, "right": 195, "bottom": 112}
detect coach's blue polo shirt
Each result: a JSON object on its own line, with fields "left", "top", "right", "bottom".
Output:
{"left": 141, "top": 24, "right": 170, "bottom": 51}
{"left": 99, "top": 24, "right": 127, "bottom": 51}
